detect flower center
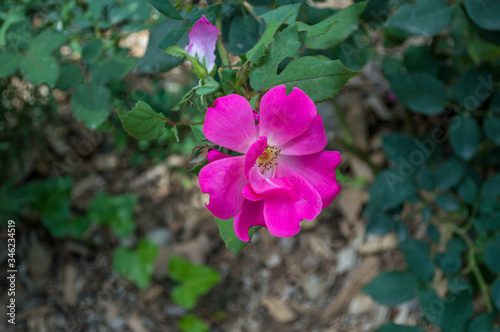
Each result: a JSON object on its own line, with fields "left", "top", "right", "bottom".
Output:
{"left": 257, "top": 146, "right": 281, "bottom": 171}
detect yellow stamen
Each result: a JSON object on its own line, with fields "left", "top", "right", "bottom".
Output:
{"left": 257, "top": 146, "right": 281, "bottom": 171}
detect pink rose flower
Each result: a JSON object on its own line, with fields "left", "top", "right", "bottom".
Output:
{"left": 185, "top": 15, "right": 220, "bottom": 73}
{"left": 199, "top": 86, "right": 342, "bottom": 241}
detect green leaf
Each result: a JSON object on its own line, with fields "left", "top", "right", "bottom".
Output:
{"left": 24, "top": 177, "right": 72, "bottom": 219}
{"left": 382, "top": 132, "right": 431, "bottom": 168}
{"left": 189, "top": 5, "right": 220, "bottom": 25}
{"left": 229, "top": 15, "right": 263, "bottom": 55}
{"left": 385, "top": 0, "right": 453, "bottom": 36}
{"left": 491, "top": 280, "right": 500, "bottom": 311}
{"left": 168, "top": 256, "right": 220, "bottom": 310}
{"left": 366, "top": 213, "right": 396, "bottom": 235}
{"left": 88, "top": 0, "right": 105, "bottom": 20}
{"left": 0, "top": 51, "right": 21, "bottom": 78}
{"left": 484, "top": 115, "right": 500, "bottom": 145}
{"left": 191, "top": 124, "right": 206, "bottom": 143}
{"left": 188, "top": 160, "right": 208, "bottom": 176}
{"left": 249, "top": 25, "right": 358, "bottom": 101}
{"left": 367, "top": 170, "right": 417, "bottom": 212}
{"left": 363, "top": 271, "right": 418, "bottom": 306}
{"left": 447, "top": 237, "right": 467, "bottom": 253}
{"left": 417, "top": 287, "right": 443, "bottom": 327}
{"left": 249, "top": 25, "right": 301, "bottom": 92}
{"left": 435, "top": 158, "right": 465, "bottom": 190}
{"left": 23, "top": 177, "right": 82, "bottom": 238}
{"left": 87, "top": 192, "right": 137, "bottom": 238}
{"left": 388, "top": 72, "right": 447, "bottom": 115}
{"left": 164, "top": 45, "right": 208, "bottom": 78}
{"left": 157, "top": 27, "right": 187, "bottom": 50}
{"left": 246, "top": 3, "right": 301, "bottom": 60}
{"left": 490, "top": 90, "right": 500, "bottom": 113}
{"left": 435, "top": 193, "right": 460, "bottom": 212}
{"left": 196, "top": 77, "right": 220, "bottom": 95}
{"left": 305, "top": 2, "right": 367, "bottom": 50}
{"left": 71, "top": 82, "right": 111, "bottom": 129}
{"left": 403, "top": 45, "right": 439, "bottom": 75}
{"left": 48, "top": 216, "right": 91, "bottom": 239}
{"left": 268, "top": 57, "right": 358, "bottom": 103}
{"left": 220, "top": 68, "right": 238, "bottom": 94}
{"left": 117, "top": 101, "right": 167, "bottom": 141}
{"left": 19, "top": 52, "right": 59, "bottom": 87}
{"left": 441, "top": 290, "right": 473, "bottom": 332}
{"left": 398, "top": 239, "right": 435, "bottom": 282}
{"left": 449, "top": 114, "right": 480, "bottom": 160}
{"left": 427, "top": 224, "right": 440, "bottom": 242}
{"left": 375, "top": 323, "right": 424, "bottom": 332}
{"left": 260, "top": 3, "right": 301, "bottom": 25}
{"left": 215, "top": 218, "right": 257, "bottom": 256}
{"left": 457, "top": 177, "right": 478, "bottom": 205}
{"left": 0, "top": 6, "right": 25, "bottom": 47}
{"left": 148, "top": 0, "right": 182, "bottom": 20}
{"left": 136, "top": 19, "right": 186, "bottom": 74}
{"left": 465, "top": 0, "right": 500, "bottom": 31}
{"left": 485, "top": 235, "right": 500, "bottom": 274}
{"left": 468, "top": 30, "right": 500, "bottom": 64}
{"left": 113, "top": 238, "right": 159, "bottom": 290}
{"left": 178, "top": 315, "right": 209, "bottom": 332}
{"left": 82, "top": 39, "right": 104, "bottom": 64}
{"left": 478, "top": 196, "right": 500, "bottom": 218}
{"left": 473, "top": 216, "right": 500, "bottom": 235}
{"left": 468, "top": 313, "right": 496, "bottom": 332}
{"left": 29, "top": 28, "right": 67, "bottom": 53}
{"left": 452, "top": 66, "right": 492, "bottom": 110}
{"left": 90, "top": 55, "right": 137, "bottom": 85}
{"left": 331, "top": 32, "right": 377, "bottom": 71}
{"left": 382, "top": 57, "right": 402, "bottom": 76}
{"left": 481, "top": 173, "right": 500, "bottom": 196}
{"left": 436, "top": 251, "right": 462, "bottom": 275}
{"left": 55, "top": 64, "right": 84, "bottom": 90}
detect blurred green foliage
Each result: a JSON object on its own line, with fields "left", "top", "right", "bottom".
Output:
{"left": 358, "top": 0, "right": 500, "bottom": 330}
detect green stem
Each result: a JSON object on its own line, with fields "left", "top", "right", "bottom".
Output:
{"left": 450, "top": 224, "right": 493, "bottom": 313}
{"left": 332, "top": 98, "right": 354, "bottom": 145}
{"left": 403, "top": 108, "right": 417, "bottom": 137}
{"left": 334, "top": 137, "right": 379, "bottom": 174}
{"left": 93, "top": 20, "right": 101, "bottom": 38}
{"left": 216, "top": 15, "right": 230, "bottom": 68}
{"left": 468, "top": 248, "right": 493, "bottom": 312}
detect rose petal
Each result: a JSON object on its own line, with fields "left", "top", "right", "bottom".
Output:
{"left": 279, "top": 151, "right": 341, "bottom": 208}
{"left": 248, "top": 166, "right": 295, "bottom": 197}
{"left": 280, "top": 115, "right": 327, "bottom": 155}
{"left": 242, "top": 183, "right": 264, "bottom": 201}
{"left": 244, "top": 136, "right": 267, "bottom": 178}
{"left": 207, "top": 149, "right": 229, "bottom": 162}
{"left": 263, "top": 162, "right": 322, "bottom": 237}
{"left": 199, "top": 156, "right": 247, "bottom": 219}
{"left": 185, "top": 15, "right": 220, "bottom": 72}
{"left": 259, "top": 86, "right": 317, "bottom": 147}
{"left": 234, "top": 199, "right": 266, "bottom": 242}
{"left": 204, "top": 94, "right": 257, "bottom": 153}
